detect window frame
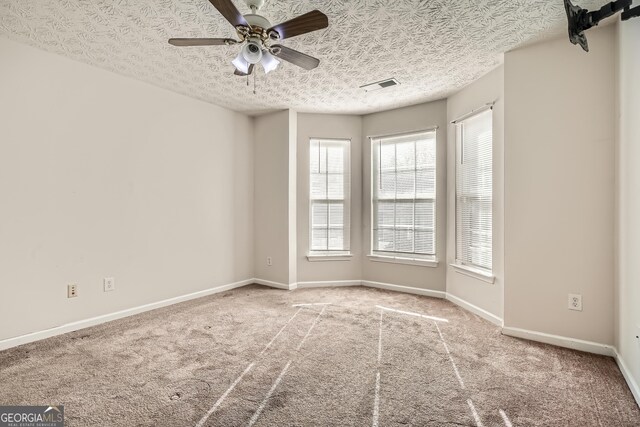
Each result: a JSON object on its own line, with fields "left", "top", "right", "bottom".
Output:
{"left": 453, "top": 107, "right": 494, "bottom": 276}
{"left": 308, "top": 138, "right": 351, "bottom": 257}
{"left": 369, "top": 129, "right": 438, "bottom": 265}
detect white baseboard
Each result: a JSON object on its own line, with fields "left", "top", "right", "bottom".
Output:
{"left": 7, "top": 274, "right": 636, "bottom": 408}
{"left": 445, "top": 293, "right": 503, "bottom": 327}
{"left": 296, "top": 280, "right": 362, "bottom": 289}
{"left": 0, "top": 278, "right": 253, "bottom": 352}
{"left": 252, "top": 278, "right": 296, "bottom": 290}
{"left": 614, "top": 350, "right": 640, "bottom": 407}
{"left": 501, "top": 326, "right": 615, "bottom": 357}
{"left": 0, "top": 278, "right": 449, "bottom": 352}
{"left": 361, "top": 280, "right": 446, "bottom": 299}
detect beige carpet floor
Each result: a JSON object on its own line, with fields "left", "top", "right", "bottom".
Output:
{"left": 0, "top": 284, "right": 638, "bottom": 426}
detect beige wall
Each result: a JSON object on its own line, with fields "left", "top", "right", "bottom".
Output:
{"left": 361, "top": 101, "right": 448, "bottom": 290}
{"left": 253, "top": 110, "right": 296, "bottom": 285}
{"left": 0, "top": 37, "right": 254, "bottom": 341}
{"left": 446, "top": 66, "right": 505, "bottom": 319}
{"left": 616, "top": 17, "right": 640, "bottom": 395}
{"left": 504, "top": 26, "right": 616, "bottom": 344}
{"left": 296, "top": 114, "right": 363, "bottom": 283}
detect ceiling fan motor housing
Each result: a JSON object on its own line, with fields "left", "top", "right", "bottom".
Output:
{"left": 244, "top": 14, "right": 271, "bottom": 30}
{"left": 239, "top": 14, "right": 273, "bottom": 44}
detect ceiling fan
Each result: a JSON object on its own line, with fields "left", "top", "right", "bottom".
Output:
{"left": 168, "top": 0, "right": 328, "bottom": 76}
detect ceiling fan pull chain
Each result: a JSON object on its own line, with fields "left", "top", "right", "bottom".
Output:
{"left": 253, "top": 71, "right": 257, "bottom": 95}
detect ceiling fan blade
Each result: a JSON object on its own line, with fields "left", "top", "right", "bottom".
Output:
{"left": 168, "top": 38, "right": 237, "bottom": 46}
{"left": 234, "top": 64, "right": 255, "bottom": 76}
{"left": 208, "top": 0, "right": 249, "bottom": 28}
{"left": 271, "top": 45, "right": 320, "bottom": 70}
{"left": 267, "top": 10, "right": 328, "bottom": 40}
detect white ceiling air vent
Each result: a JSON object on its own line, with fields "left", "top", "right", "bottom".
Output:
{"left": 360, "top": 78, "right": 400, "bottom": 92}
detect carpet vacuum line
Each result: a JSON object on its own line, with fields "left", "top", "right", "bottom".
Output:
{"left": 499, "top": 409, "right": 513, "bottom": 427}
{"left": 376, "top": 305, "right": 493, "bottom": 427}
{"left": 435, "top": 319, "right": 512, "bottom": 426}
{"left": 248, "top": 305, "right": 327, "bottom": 426}
{"left": 195, "top": 305, "right": 314, "bottom": 427}
{"left": 434, "top": 320, "right": 488, "bottom": 426}
{"left": 434, "top": 322, "right": 466, "bottom": 390}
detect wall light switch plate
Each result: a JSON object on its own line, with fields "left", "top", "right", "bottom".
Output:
{"left": 103, "top": 277, "right": 115, "bottom": 292}
{"left": 568, "top": 294, "right": 582, "bottom": 311}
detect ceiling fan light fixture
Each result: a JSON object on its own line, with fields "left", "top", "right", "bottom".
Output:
{"left": 242, "top": 38, "right": 263, "bottom": 64}
{"left": 261, "top": 51, "right": 280, "bottom": 74}
{"left": 232, "top": 51, "right": 250, "bottom": 74}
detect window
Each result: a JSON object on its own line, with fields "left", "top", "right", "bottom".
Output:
{"left": 371, "top": 130, "right": 437, "bottom": 261}
{"left": 309, "top": 139, "right": 350, "bottom": 254}
{"left": 455, "top": 108, "right": 493, "bottom": 272}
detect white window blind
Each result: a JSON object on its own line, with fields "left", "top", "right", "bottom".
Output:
{"left": 371, "top": 130, "right": 436, "bottom": 259}
{"left": 309, "top": 139, "right": 351, "bottom": 253}
{"left": 455, "top": 108, "right": 493, "bottom": 271}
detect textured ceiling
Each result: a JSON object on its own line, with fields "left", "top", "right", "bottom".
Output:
{"left": 0, "top": 0, "right": 605, "bottom": 115}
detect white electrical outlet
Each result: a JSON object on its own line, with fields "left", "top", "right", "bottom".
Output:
{"left": 267, "top": 257, "right": 273, "bottom": 266}
{"left": 67, "top": 284, "right": 78, "bottom": 298}
{"left": 568, "top": 294, "right": 582, "bottom": 311}
{"left": 103, "top": 277, "right": 115, "bottom": 292}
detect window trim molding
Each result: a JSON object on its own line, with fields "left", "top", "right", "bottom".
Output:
{"left": 309, "top": 138, "right": 351, "bottom": 253}
{"left": 453, "top": 107, "right": 493, "bottom": 272}
{"left": 368, "top": 125, "right": 439, "bottom": 141}
{"left": 307, "top": 253, "right": 353, "bottom": 262}
{"left": 367, "top": 254, "right": 439, "bottom": 268}
{"left": 451, "top": 102, "right": 495, "bottom": 124}
{"left": 450, "top": 262, "right": 495, "bottom": 284}
{"left": 370, "top": 129, "right": 438, "bottom": 259}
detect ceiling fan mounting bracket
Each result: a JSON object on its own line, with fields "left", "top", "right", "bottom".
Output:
{"left": 245, "top": 0, "right": 265, "bottom": 13}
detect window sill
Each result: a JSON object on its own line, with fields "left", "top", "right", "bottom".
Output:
{"left": 307, "top": 254, "right": 353, "bottom": 262}
{"left": 450, "top": 263, "right": 495, "bottom": 284}
{"left": 367, "top": 255, "right": 439, "bottom": 268}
